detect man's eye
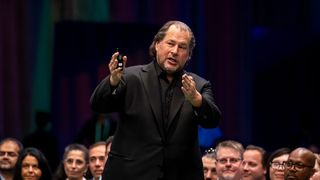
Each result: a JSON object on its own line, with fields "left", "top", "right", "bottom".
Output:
{"left": 179, "top": 45, "right": 187, "bottom": 49}
{"left": 230, "top": 158, "right": 237, "bottom": 163}
{"left": 203, "top": 168, "right": 208, "bottom": 173}
{"left": 98, "top": 156, "right": 105, "bottom": 161}
{"left": 167, "top": 42, "right": 175, "bottom": 46}
{"left": 220, "top": 159, "right": 227, "bottom": 163}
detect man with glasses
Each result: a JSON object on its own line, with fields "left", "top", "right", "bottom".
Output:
{"left": 215, "top": 140, "right": 244, "bottom": 180}
{"left": 284, "top": 147, "right": 316, "bottom": 180}
{"left": 0, "top": 138, "right": 23, "bottom": 180}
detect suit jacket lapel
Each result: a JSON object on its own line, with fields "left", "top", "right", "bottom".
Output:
{"left": 141, "top": 62, "right": 165, "bottom": 138}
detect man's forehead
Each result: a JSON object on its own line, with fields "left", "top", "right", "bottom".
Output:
{"left": 89, "top": 145, "right": 106, "bottom": 153}
{"left": 165, "top": 25, "right": 190, "bottom": 38}
{"left": 0, "top": 141, "right": 20, "bottom": 151}
{"left": 217, "top": 147, "right": 241, "bottom": 155}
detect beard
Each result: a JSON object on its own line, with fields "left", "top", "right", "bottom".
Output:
{"left": 0, "top": 162, "right": 15, "bottom": 172}
{"left": 222, "top": 175, "right": 236, "bottom": 180}
{"left": 219, "top": 172, "right": 242, "bottom": 180}
{"left": 0, "top": 165, "right": 15, "bottom": 172}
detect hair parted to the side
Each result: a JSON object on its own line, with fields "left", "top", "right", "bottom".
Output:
{"left": 149, "top": 20, "right": 196, "bottom": 60}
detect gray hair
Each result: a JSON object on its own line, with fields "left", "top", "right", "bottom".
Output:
{"left": 149, "top": 20, "right": 196, "bottom": 59}
{"left": 215, "top": 140, "right": 244, "bottom": 159}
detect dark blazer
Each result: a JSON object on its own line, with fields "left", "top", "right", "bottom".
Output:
{"left": 90, "top": 61, "right": 221, "bottom": 180}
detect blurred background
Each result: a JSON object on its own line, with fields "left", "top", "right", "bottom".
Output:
{"left": 1, "top": 0, "right": 320, "bottom": 169}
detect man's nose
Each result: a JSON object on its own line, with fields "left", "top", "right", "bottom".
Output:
{"left": 242, "top": 163, "right": 249, "bottom": 170}
{"left": 95, "top": 159, "right": 101, "bottom": 166}
{"left": 205, "top": 170, "right": 212, "bottom": 177}
{"left": 171, "top": 45, "right": 178, "bottom": 54}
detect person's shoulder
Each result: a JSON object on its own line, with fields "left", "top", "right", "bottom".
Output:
{"left": 124, "top": 62, "right": 153, "bottom": 74}
{"left": 125, "top": 65, "right": 145, "bottom": 72}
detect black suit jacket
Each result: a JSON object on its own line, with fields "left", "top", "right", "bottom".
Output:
{"left": 90, "top": 61, "right": 221, "bottom": 180}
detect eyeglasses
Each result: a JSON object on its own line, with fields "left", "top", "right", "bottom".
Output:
{"left": 283, "top": 161, "right": 314, "bottom": 171}
{"left": 216, "top": 158, "right": 242, "bottom": 164}
{"left": 270, "top": 162, "right": 285, "bottom": 169}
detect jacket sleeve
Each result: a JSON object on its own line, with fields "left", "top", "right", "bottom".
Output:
{"left": 90, "top": 75, "right": 126, "bottom": 113}
{"left": 194, "top": 81, "right": 221, "bottom": 128}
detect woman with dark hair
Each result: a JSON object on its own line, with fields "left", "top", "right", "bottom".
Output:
{"left": 13, "top": 147, "right": 52, "bottom": 180}
{"left": 53, "top": 143, "right": 88, "bottom": 180}
{"left": 267, "top": 148, "right": 290, "bottom": 180}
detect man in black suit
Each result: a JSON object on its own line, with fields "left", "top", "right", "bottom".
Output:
{"left": 90, "top": 20, "right": 221, "bottom": 180}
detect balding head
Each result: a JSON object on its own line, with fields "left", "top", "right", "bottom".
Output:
{"left": 284, "top": 147, "right": 316, "bottom": 180}
{"left": 291, "top": 148, "right": 315, "bottom": 167}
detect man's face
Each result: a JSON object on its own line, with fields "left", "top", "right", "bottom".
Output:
{"left": 0, "top": 141, "right": 20, "bottom": 171}
{"left": 284, "top": 150, "right": 315, "bottom": 180}
{"left": 216, "top": 147, "right": 242, "bottom": 180}
{"left": 89, "top": 145, "right": 106, "bottom": 179}
{"left": 155, "top": 25, "right": 190, "bottom": 74}
{"left": 202, "top": 156, "right": 217, "bottom": 180}
{"left": 241, "top": 150, "right": 266, "bottom": 180}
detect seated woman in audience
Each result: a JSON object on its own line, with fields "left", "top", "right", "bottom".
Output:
{"left": 13, "top": 147, "right": 52, "bottom": 180}
{"left": 53, "top": 143, "right": 88, "bottom": 180}
{"left": 266, "top": 148, "right": 290, "bottom": 180}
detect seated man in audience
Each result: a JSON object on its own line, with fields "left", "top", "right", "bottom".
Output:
{"left": 284, "top": 147, "right": 316, "bottom": 180}
{"left": 215, "top": 140, "right": 244, "bottom": 180}
{"left": 88, "top": 141, "right": 107, "bottom": 180}
{"left": 241, "top": 145, "right": 267, "bottom": 180}
{"left": 0, "top": 138, "right": 23, "bottom": 180}
{"left": 202, "top": 148, "right": 218, "bottom": 180}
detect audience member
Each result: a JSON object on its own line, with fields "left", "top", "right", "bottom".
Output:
{"left": 202, "top": 148, "right": 217, "bottom": 180}
{"left": 267, "top": 148, "right": 290, "bottom": 180}
{"left": 0, "top": 138, "right": 23, "bottom": 180}
{"left": 284, "top": 147, "right": 316, "bottom": 180}
{"left": 88, "top": 142, "right": 106, "bottom": 180}
{"left": 13, "top": 147, "right": 52, "bottom": 180}
{"left": 215, "top": 140, "right": 244, "bottom": 180}
{"left": 53, "top": 143, "right": 88, "bottom": 180}
{"left": 241, "top": 145, "right": 267, "bottom": 180}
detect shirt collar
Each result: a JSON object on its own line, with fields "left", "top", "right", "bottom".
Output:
{"left": 154, "top": 61, "right": 184, "bottom": 80}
